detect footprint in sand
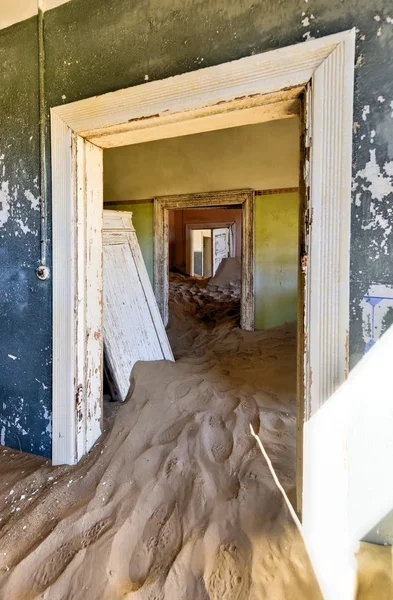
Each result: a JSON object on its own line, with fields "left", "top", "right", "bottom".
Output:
{"left": 30, "top": 517, "right": 113, "bottom": 595}
{"left": 153, "top": 415, "right": 191, "bottom": 445}
{"left": 206, "top": 542, "right": 251, "bottom": 600}
{"left": 202, "top": 414, "right": 233, "bottom": 463}
{"left": 128, "top": 498, "right": 182, "bottom": 590}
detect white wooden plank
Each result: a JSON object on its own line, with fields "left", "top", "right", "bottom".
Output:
{"left": 74, "top": 135, "right": 87, "bottom": 460}
{"left": 84, "top": 142, "right": 104, "bottom": 452}
{"left": 103, "top": 210, "right": 173, "bottom": 402}
{"left": 127, "top": 230, "right": 173, "bottom": 361}
{"left": 51, "top": 113, "right": 76, "bottom": 466}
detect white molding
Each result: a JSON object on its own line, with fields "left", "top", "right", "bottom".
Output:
{"left": 50, "top": 28, "right": 355, "bottom": 552}
{"left": 304, "top": 31, "right": 355, "bottom": 419}
{"left": 51, "top": 116, "right": 103, "bottom": 465}
{"left": 84, "top": 97, "right": 300, "bottom": 148}
{"left": 54, "top": 32, "right": 349, "bottom": 135}
{"left": 51, "top": 112, "right": 76, "bottom": 465}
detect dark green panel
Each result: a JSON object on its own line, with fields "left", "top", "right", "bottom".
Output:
{"left": 0, "top": 17, "right": 51, "bottom": 456}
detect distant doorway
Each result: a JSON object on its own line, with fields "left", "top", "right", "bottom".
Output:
{"left": 185, "top": 221, "right": 236, "bottom": 277}
{"left": 154, "top": 189, "right": 254, "bottom": 330}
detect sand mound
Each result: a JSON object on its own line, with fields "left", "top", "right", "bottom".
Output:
{"left": 0, "top": 276, "right": 321, "bottom": 599}
{"left": 207, "top": 257, "right": 241, "bottom": 292}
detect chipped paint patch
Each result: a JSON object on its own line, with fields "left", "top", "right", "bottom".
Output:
{"left": 43, "top": 406, "right": 52, "bottom": 436}
{"left": 355, "top": 150, "right": 393, "bottom": 255}
{"left": 24, "top": 190, "right": 40, "bottom": 211}
{"left": 0, "top": 181, "right": 11, "bottom": 228}
{"left": 361, "top": 284, "right": 393, "bottom": 351}
{"left": 356, "top": 149, "right": 393, "bottom": 201}
{"left": 362, "top": 105, "right": 370, "bottom": 121}
{"left": 15, "top": 219, "right": 33, "bottom": 235}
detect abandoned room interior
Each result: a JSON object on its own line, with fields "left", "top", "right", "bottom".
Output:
{"left": 1, "top": 2, "right": 393, "bottom": 600}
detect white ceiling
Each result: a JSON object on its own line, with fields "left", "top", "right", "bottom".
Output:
{"left": 0, "top": 0, "right": 71, "bottom": 31}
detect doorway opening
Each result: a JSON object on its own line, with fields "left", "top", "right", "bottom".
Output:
{"left": 103, "top": 119, "right": 301, "bottom": 508}
{"left": 167, "top": 204, "right": 244, "bottom": 351}
{"left": 186, "top": 221, "right": 236, "bottom": 278}
{"left": 51, "top": 34, "right": 354, "bottom": 561}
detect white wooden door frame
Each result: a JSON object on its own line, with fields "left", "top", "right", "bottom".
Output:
{"left": 51, "top": 27, "right": 355, "bottom": 531}
{"left": 154, "top": 190, "right": 253, "bottom": 329}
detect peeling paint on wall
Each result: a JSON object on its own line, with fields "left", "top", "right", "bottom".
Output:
{"left": 0, "top": 181, "right": 11, "bottom": 228}
{"left": 355, "top": 149, "right": 393, "bottom": 256}
{"left": 0, "top": 158, "right": 40, "bottom": 237}
{"left": 361, "top": 284, "right": 393, "bottom": 351}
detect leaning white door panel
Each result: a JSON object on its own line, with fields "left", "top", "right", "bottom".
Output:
{"left": 103, "top": 210, "right": 173, "bottom": 402}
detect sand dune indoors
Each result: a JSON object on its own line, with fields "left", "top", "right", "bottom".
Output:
{"left": 0, "top": 274, "right": 321, "bottom": 599}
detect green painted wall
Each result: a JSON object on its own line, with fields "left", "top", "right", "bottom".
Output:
{"left": 254, "top": 192, "right": 299, "bottom": 331}
{"left": 106, "top": 193, "right": 299, "bottom": 331}
{"left": 106, "top": 203, "right": 154, "bottom": 283}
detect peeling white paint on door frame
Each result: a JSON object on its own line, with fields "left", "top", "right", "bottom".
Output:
{"left": 51, "top": 29, "right": 355, "bottom": 539}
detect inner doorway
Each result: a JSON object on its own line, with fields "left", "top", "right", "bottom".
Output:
{"left": 186, "top": 222, "right": 236, "bottom": 277}
{"left": 154, "top": 189, "right": 254, "bottom": 330}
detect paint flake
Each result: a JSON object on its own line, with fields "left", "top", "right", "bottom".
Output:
{"left": 0, "top": 181, "right": 11, "bottom": 228}
{"left": 24, "top": 190, "right": 40, "bottom": 211}
{"left": 357, "top": 149, "right": 393, "bottom": 201}
{"left": 15, "top": 219, "right": 32, "bottom": 235}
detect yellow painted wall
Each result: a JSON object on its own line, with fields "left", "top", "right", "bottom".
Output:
{"left": 254, "top": 192, "right": 299, "bottom": 330}
{"left": 104, "top": 118, "right": 299, "bottom": 200}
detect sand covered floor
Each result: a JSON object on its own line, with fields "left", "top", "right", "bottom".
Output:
{"left": 0, "top": 274, "right": 321, "bottom": 599}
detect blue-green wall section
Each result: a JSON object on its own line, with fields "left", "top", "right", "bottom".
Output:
{"left": 0, "top": 18, "right": 52, "bottom": 455}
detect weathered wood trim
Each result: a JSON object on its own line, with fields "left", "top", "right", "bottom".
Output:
{"left": 52, "top": 118, "right": 104, "bottom": 465}
{"left": 304, "top": 35, "right": 354, "bottom": 421}
{"left": 83, "top": 142, "right": 104, "bottom": 455}
{"left": 254, "top": 187, "right": 299, "bottom": 196}
{"left": 83, "top": 97, "right": 300, "bottom": 148}
{"left": 154, "top": 190, "right": 254, "bottom": 330}
{"left": 51, "top": 112, "right": 76, "bottom": 466}
{"left": 53, "top": 32, "right": 352, "bottom": 138}
{"left": 302, "top": 31, "right": 355, "bottom": 585}
{"left": 103, "top": 188, "right": 300, "bottom": 207}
